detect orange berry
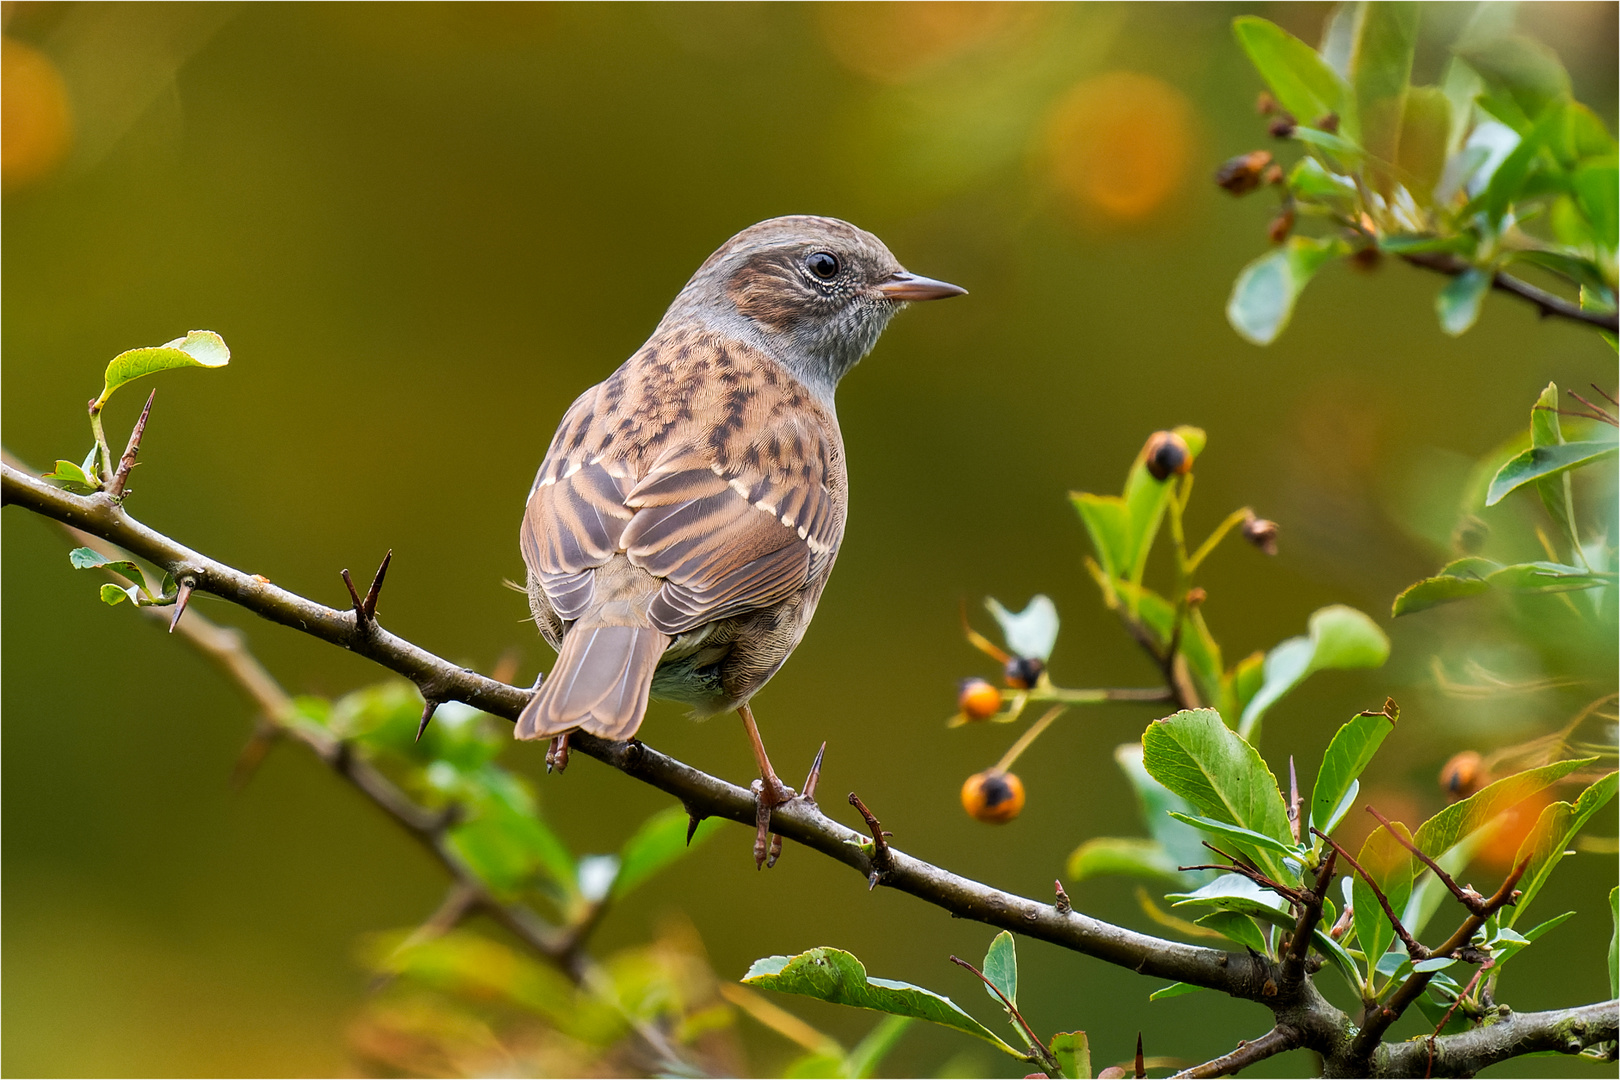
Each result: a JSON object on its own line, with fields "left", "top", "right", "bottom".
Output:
{"left": 962, "top": 769, "right": 1025, "bottom": 823}
{"left": 958, "top": 678, "right": 1001, "bottom": 721}
{"left": 1143, "top": 430, "right": 1192, "bottom": 481}
{"left": 1439, "top": 752, "right": 1486, "bottom": 801}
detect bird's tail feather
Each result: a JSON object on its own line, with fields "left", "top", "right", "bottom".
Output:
{"left": 515, "top": 623, "right": 669, "bottom": 742}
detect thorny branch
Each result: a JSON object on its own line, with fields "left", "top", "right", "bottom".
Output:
{"left": 6, "top": 459, "right": 1617, "bottom": 1078}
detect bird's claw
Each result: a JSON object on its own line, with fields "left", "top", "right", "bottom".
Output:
{"left": 545, "top": 733, "right": 571, "bottom": 774}
{"left": 751, "top": 775, "right": 796, "bottom": 869}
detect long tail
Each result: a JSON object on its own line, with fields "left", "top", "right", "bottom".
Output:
{"left": 515, "top": 623, "right": 670, "bottom": 742}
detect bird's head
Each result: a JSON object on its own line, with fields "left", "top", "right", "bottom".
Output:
{"left": 662, "top": 215, "right": 965, "bottom": 400}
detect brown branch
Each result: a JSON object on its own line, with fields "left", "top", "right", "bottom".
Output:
{"left": 948, "top": 955, "right": 1057, "bottom": 1075}
{"left": 1282, "top": 849, "right": 1337, "bottom": 989}
{"left": 1401, "top": 251, "right": 1619, "bottom": 333}
{"left": 1, "top": 460, "right": 1262, "bottom": 1001}
{"left": 1381, "top": 999, "right": 1618, "bottom": 1078}
{"left": 1366, "top": 807, "right": 1484, "bottom": 914}
{"left": 1171, "top": 1024, "right": 1298, "bottom": 1078}
{"left": 1349, "top": 857, "right": 1532, "bottom": 1063}
{"left": 1313, "top": 828, "right": 1429, "bottom": 962}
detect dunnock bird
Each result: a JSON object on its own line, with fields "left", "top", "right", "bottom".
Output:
{"left": 516, "top": 215, "right": 964, "bottom": 864}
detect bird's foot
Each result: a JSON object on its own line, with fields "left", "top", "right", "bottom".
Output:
{"left": 545, "top": 732, "right": 571, "bottom": 774}
{"left": 753, "top": 742, "right": 827, "bottom": 869}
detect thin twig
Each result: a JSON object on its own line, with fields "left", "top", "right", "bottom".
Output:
{"left": 1171, "top": 1024, "right": 1298, "bottom": 1079}
{"left": 848, "top": 791, "right": 894, "bottom": 890}
{"left": 1400, "top": 251, "right": 1619, "bottom": 333}
{"left": 948, "top": 955, "right": 1058, "bottom": 1075}
{"left": 1312, "top": 828, "right": 1428, "bottom": 961}
{"left": 1366, "top": 807, "right": 1484, "bottom": 913}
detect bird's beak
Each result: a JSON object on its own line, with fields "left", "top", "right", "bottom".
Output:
{"left": 876, "top": 271, "right": 967, "bottom": 302}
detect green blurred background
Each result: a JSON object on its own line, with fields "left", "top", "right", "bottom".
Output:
{"left": 4, "top": 2, "right": 1616, "bottom": 1076}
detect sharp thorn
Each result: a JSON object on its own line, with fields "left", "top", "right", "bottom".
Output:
{"left": 110, "top": 389, "right": 156, "bottom": 499}
{"left": 362, "top": 549, "right": 392, "bottom": 620}
{"left": 1135, "top": 1032, "right": 1146, "bottom": 1079}
{"left": 868, "top": 871, "right": 881, "bottom": 891}
{"left": 416, "top": 699, "right": 439, "bottom": 743}
{"left": 168, "top": 580, "right": 194, "bottom": 633}
{"left": 686, "top": 813, "right": 702, "bottom": 846}
{"left": 802, "top": 740, "right": 826, "bottom": 800}
{"left": 340, "top": 568, "right": 365, "bottom": 613}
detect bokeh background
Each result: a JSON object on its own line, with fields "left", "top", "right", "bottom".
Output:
{"left": 4, "top": 2, "right": 1616, "bottom": 1076}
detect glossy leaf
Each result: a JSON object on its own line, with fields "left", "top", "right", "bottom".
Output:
{"left": 742, "top": 948, "right": 1023, "bottom": 1059}
{"left": 1232, "top": 16, "right": 1350, "bottom": 132}
{"left": 985, "top": 596, "right": 1059, "bottom": 662}
{"left": 612, "top": 804, "right": 724, "bottom": 901}
{"left": 1052, "top": 1031, "right": 1091, "bottom": 1080}
{"left": 1194, "top": 911, "right": 1268, "bottom": 954}
{"left": 981, "top": 931, "right": 1018, "bottom": 1012}
{"left": 1066, "top": 837, "right": 1182, "bottom": 885}
{"left": 1414, "top": 759, "right": 1591, "bottom": 860}
{"left": 1238, "top": 605, "right": 1390, "bottom": 741}
{"left": 43, "top": 459, "right": 99, "bottom": 493}
{"left": 1167, "top": 812, "right": 1299, "bottom": 860}
{"left": 1310, "top": 703, "right": 1398, "bottom": 834}
{"left": 1436, "top": 267, "right": 1491, "bottom": 336}
{"left": 1227, "top": 237, "right": 1345, "bottom": 346}
{"left": 1142, "top": 709, "right": 1294, "bottom": 882}
{"left": 1506, "top": 772, "right": 1618, "bottom": 926}
{"left": 98, "top": 330, "right": 230, "bottom": 407}
{"left": 1485, "top": 440, "right": 1619, "bottom": 505}
{"left": 1168, "top": 873, "right": 1293, "bottom": 929}
{"left": 1353, "top": 818, "right": 1416, "bottom": 991}
{"left": 99, "top": 583, "right": 135, "bottom": 606}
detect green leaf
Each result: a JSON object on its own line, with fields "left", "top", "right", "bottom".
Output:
{"left": 98, "top": 330, "right": 230, "bottom": 408}
{"left": 1142, "top": 710, "right": 1295, "bottom": 883}
{"left": 1398, "top": 85, "right": 1452, "bottom": 203}
{"left": 1148, "top": 982, "right": 1207, "bottom": 1002}
{"left": 1119, "top": 426, "right": 1206, "bottom": 585}
{"left": 843, "top": 1016, "right": 912, "bottom": 1080}
{"left": 1113, "top": 743, "right": 1210, "bottom": 880}
{"left": 985, "top": 595, "right": 1059, "bottom": 662}
{"left": 1194, "top": 910, "right": 1269, "bottom": 954}
{"left": 1310, "top": 702, "right": 1398, "bottom": 835}
{"left": 43, "top": 459, "right": 99, "bottom": 494}
{"left": 1609, "top": 887, "right": 1618, "bottom": 998}
{"left": 1487, "top": 561, "right": 1613, "bottom": 593}
{"left": 1456, "top": 35, "right": 1572, "bottom": 125}
{"left": 1167, "top": 812, "right": 1300, "bottom": 860}
{"left": 1392, "top": 558, "right": 1497, "bottom": 615}
{"left": 1529, "top": 382, "right": 1580, "bottom": 551}
{"left": 1227, "top": 237, "right": 1346, "bottom": 346}
{"left": 1072, "top": 494, "right": 1131, "bottom": 580}
{"left": 1414, "top": 956, "right": 1457, "bottom": 973}
{"left": 981, "top": 932, "right": 1018, "bottom": 1010}
{"left": 742, "top": 948, "right": 1024, "bottom": 1059}
{"left": 1478, "top": 102, "right": 1563, "bottom": 223}
{"left": 1351, "top": 1, "right": 1419, "bottom": 192}
{"left": 1572, "top": 158, "right": 1618, "bottom": 248}
{"left": 611, "top": 804, "right": 724, "bottom": 901}
{"left": 69, "top": 547, "right": 109, "bottom": 570}
{"left": 1051, "top": 1031, "right": 1091, "bottom": 1080}
{"left": 1312, "top": 925, "right": 1365, "bottom": 992}
{"left": 1238, "top": 606, "right": 1390, "bottom": 742}
{"left": 1414, "top": 759, "right": 1592, "bottom": 861}
{"left": 1505, "top": 772, "right": 1618, "bottom": 926}
{"left": 1168, "top": 873, "right": 1293, "bottom": 929}
{"left": 1493, "top": 911, "right": 1574, "bottom": 968}
{"left": 1436, "top": 267, "right": 1492, "bottom": 336}
{"left": 1066, "top": 837, "right": 1183, "bottom": 885}
{"left": 99, "top": 582, "right": 135, "bottom": 606}
{"left": 1289, "top": 156, "right": 1356, "bottom": 201}
{"left": 1485, "top": 441, "right": 1619, "bottom": 505}
{"left": 1354, "top": 818, "right": 1416, "bottom": 991}
{"left": 1232, "top": 16, "right": 1351, "bottom": 131}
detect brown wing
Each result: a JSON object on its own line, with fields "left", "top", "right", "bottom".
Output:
{"left": 521, "top": 381, "right": 841, "bottom": 636}
{"left": 622, "top": 416, "right": 840, "bottom": 634}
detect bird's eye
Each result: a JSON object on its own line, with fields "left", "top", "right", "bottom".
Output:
{"left": 806, "top": 251, "right": 840, "bottom": 280}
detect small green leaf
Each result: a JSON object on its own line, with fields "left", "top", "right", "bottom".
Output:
{"left": 1167, "top": 812, "right": 1300, "bottom": 860}
{"left": 1310, "top": 702, "right": 1398, "bottom": 835}
{"left": 1168, "top": 873, "right": 1293, "bottom": 929}
{"left": 1392, "top": 559, "right": 1497, "bottom": 615}
{"left": 1143, "top": 710, "right": 1295, "bottom": 883}
{"left": 1529, "top": 382, "right": 1580, "bottom": 550}
{"left": 611, "top": 804, "right": 724, "bottom": 901}
{"left": 1414, "top": 956, "right": 1457, "bottom": 973}
{"left": 1072, "top": 494, "right": 1131, "bottom": 580}
{"left": 43, "top": 459, "right": 99, "bottom": 494}
{"left": 1351, "top": 1, "right": 1419, "bottom": 191}
{"left": 1066, "top": 837, "right": 1182, "bottom": 885}
{"left": 1436, "top": 267, "right": 1492, "bottom": 336}
{"left": 1232, "top": 17, "right": 1351, "bottom": 133}
{"left": 1488, "top": 561, "right": 1613, "bottom": 593}
{"left": 98, "top": 330, "right": 230, "bottom": 408}
{"left": 99, "top": 583, "right": 134, "bottom": 606}
{"left": 1289, "top": 156, "right": 1356, "bottom": 201}
{"left": 1572, "top": 158, "right": 1619, "bottom": 249}
{"left": 1194, "top": 911, "right": 1269, "bottom": 954}
{"left": 1398, "top": 86, "right": 1452, "bottom": 203}
{"left": 1227, "top": 237, "right": 1345, "bottom": 346}
{"left": 1506, "top": 772, "right": 1618, "bottom": 926}
{"left": 742, "top": 948, "right": 1024, "bottom": 1059}
{"left": 985, "top": 596, "right": 1059, "bottom": 662}
{"left": 1148, "top": 982, "right": 1206, "bottom": 1002}
{"left": 1311, "top": 926, "right": 1365, "bottom": 992}
{"left": 1486, "top": 441, "right": 1619, "bottom": 505}
{"left": 982, "top": 931, "right": 1018, "bottom": 1009}
{"left": 69, "top": 547, "right": 109, "bottom": 569}
{"left": 1239, "top": 606, "right": 1389, "bottom": 741}
{"left": 1051, "top": 1031, "right": 1091, "bottom": 1079}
